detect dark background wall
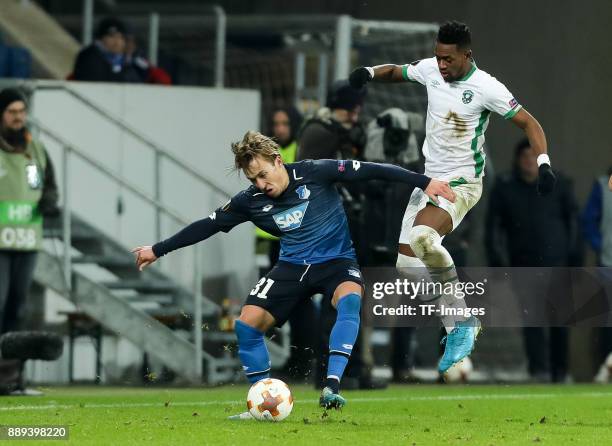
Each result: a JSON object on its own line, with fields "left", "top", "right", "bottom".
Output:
{"left": 207, "top": 0, "right": 610, "bottom": 201}
{"left": 43, "top": 0, "right": 612, "bottom": 199}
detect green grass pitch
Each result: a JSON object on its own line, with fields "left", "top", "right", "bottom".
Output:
{"left": 1, "top": 384, "right": 611, "bottom": 445}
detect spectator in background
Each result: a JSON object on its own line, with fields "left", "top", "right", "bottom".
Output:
{"left": 297, "top": 80, "right": 366, "bottom": 161}
{"left": 583, "top": 167, "right": 612, "bottom": 267}
{"left": 0, "top": 88, "right": 59, "bottom": 334}
{"left": 486, "top": 139, "right": 580, "bottom": 382}
{"left": 124, "top": 33, "right": 172, "bottom": 85}
{"left": 582, "top": 167, "right": 612, "bottom": 380}
{"left": 258, "top": 106, "right": 303, "bottom": 264}
{"left": 72, "top": 17, "right": 140, "bottom": 83}
{"left": 298, "top": 81, "right": 383, "bottom": 389}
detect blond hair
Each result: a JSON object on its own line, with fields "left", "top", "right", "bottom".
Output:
{"left": 231, "top": 131, "right": 281, "bottom": 172}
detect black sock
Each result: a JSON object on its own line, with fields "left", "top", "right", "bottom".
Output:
{"left": 325, "top": 376, "right": 340, "bottom": 394}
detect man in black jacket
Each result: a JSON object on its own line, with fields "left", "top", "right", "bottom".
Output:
{"left": 297, "top": 81, "right": 380, "bottom": 389}
{"left": 297, "top": 80, "right": 366, "bottom": 161}
{"left": 486, "top": 138, "right": 580, "bottom": 382}
{"left": 72, "top": 17, "right": 141, "bottom": 83}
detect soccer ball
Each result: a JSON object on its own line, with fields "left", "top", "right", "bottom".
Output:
{"left": 443, "top": 357, "right": 473, "bottom": 383}
{"left": 247, "top": 378, "right": 293, "bottom": 421}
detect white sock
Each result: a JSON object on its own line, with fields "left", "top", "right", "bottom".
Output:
{"left": 406, "top": 225, "right": 469, "bottom": 333}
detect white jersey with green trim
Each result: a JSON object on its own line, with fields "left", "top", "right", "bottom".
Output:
{"left": 402, "top": 57, "right": 521, "bottom": 180}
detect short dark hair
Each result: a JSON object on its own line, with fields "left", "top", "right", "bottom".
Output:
{"left": 513, "top": 138, "right": 532, "bottom": 166}
{"left": 94, "top": 17, "right": 127, "bottom": 39}
{"left": 515, "top": 138, "right": 531, "bottom": 155}
{"left": 326, "top": 80, "right": 366, "bottom": 111}
{"left": 437, "top": 21, "right": 471, "bottom": 49}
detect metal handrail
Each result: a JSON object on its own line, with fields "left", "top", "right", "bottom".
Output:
{"left": 30, "top": 116, "right": 206, "bottom": 381}
{"left": 31, "top": 80, "right": 231, "bottom": 198}
{"left": 30, "top": 117, "right": 189, "bottom": 226}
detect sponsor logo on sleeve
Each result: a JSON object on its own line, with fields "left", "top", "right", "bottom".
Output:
{"left": 209, "top": 212, "right": 216, "bottom": 220}
{"left": 509, "top": 98, "right": 518, "bottom": 108}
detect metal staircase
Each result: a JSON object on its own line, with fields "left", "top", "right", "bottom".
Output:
{"left": 35, "top": 214, "right": 238, "bottom": 384}
{"left": 7, "top": 80, "right": 290, "bottom": 384}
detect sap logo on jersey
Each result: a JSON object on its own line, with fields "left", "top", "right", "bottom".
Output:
{"left": 273, "top": 202, "right": 309, "bottom": 231}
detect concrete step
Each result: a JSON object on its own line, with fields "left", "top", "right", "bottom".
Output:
{"left": 102, "top": 280, "right": 179, "bottom": 294}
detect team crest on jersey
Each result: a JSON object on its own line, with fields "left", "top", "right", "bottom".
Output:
{"left": 273, "top": 202, "right": 309, "bottom": 231}
{"left": 462, "top": 90, "right": 474, "bottom": 104}
{"left": 338, "top": 160, "right": 346, "bottom": 172}
{"left": 296, "top": 185, "right": 310, "bottom": 200}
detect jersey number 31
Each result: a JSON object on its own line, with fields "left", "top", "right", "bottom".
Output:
{"left": 250, "top": 278, "right": 275, "bottom": 299}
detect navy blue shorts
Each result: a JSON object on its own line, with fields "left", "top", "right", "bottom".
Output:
{"left": 244, "top": 258, "right": 363, "bottom": 327}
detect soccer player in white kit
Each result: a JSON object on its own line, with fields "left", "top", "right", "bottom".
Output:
{"left": 349, "top": 21, "right": 556, "bottom": 375}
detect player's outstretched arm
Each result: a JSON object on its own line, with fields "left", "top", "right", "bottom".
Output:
{"left": 312, "top": 159, "right": 455, "bottom": 204}
{"left": 132, "top": 197, "right": 248, "bottom": 271}
{"left": 510, "top": 108, "right": 555, "bottom": 195}
{"left": 349, "top": 65, "right": 405, "bottom": 88}
{"left": 131, "top": 217, "right": 220, "bottom": 271}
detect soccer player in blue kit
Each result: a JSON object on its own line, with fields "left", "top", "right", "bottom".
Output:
{"left": 133, "top": 131, "right": 455, "bottom": 415}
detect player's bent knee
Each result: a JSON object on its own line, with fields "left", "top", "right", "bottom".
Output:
{"left": 407, "top": 225, "right": 439, "bottom": 259}
{"left": 336, "top": 292, "right": 361, "bottom": 315}
{"left": 332, "top": 281, "right": 362, "bottom": 307}
{"left": 398, "top": 243, "right": 416, "bottom": 257}
{"left": 238, "top": 305, "right": 275, "bottom": 332}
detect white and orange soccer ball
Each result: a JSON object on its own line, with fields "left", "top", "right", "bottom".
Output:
{"left": 246, "top": 378, "right": 294, "bottom": 421}
{"left": 444, "top": 357, "right": 473, "bottom": 383}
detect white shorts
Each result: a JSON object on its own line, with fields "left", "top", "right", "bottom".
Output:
{"left": 398, "top": 177, "right": 483, "bottom": 244}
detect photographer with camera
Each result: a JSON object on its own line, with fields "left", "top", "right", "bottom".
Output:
{"left": 297, "top": 81, "right": 386, "bottom": 389}
{"left": 297, "top": 80, "right": 366, "bottom": 162}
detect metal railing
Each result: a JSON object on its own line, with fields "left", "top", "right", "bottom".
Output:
{"left": 30, "top": 80, "right": 231, "bottom": 240}
{"left": 20, "top": 80, "right": 234, "bottom": 381}
{"left": 30, "top": 116, "right": 207, "bottom": 379}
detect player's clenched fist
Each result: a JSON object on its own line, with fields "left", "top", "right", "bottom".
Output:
{"left": 349, "top": 67, "right": 374, "bottom": 89}
{"left": 131, "top": 245, "right": 158, "bottom": 271}
{"left": 424, "top": 179, "right": 456, "bottom": 205}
